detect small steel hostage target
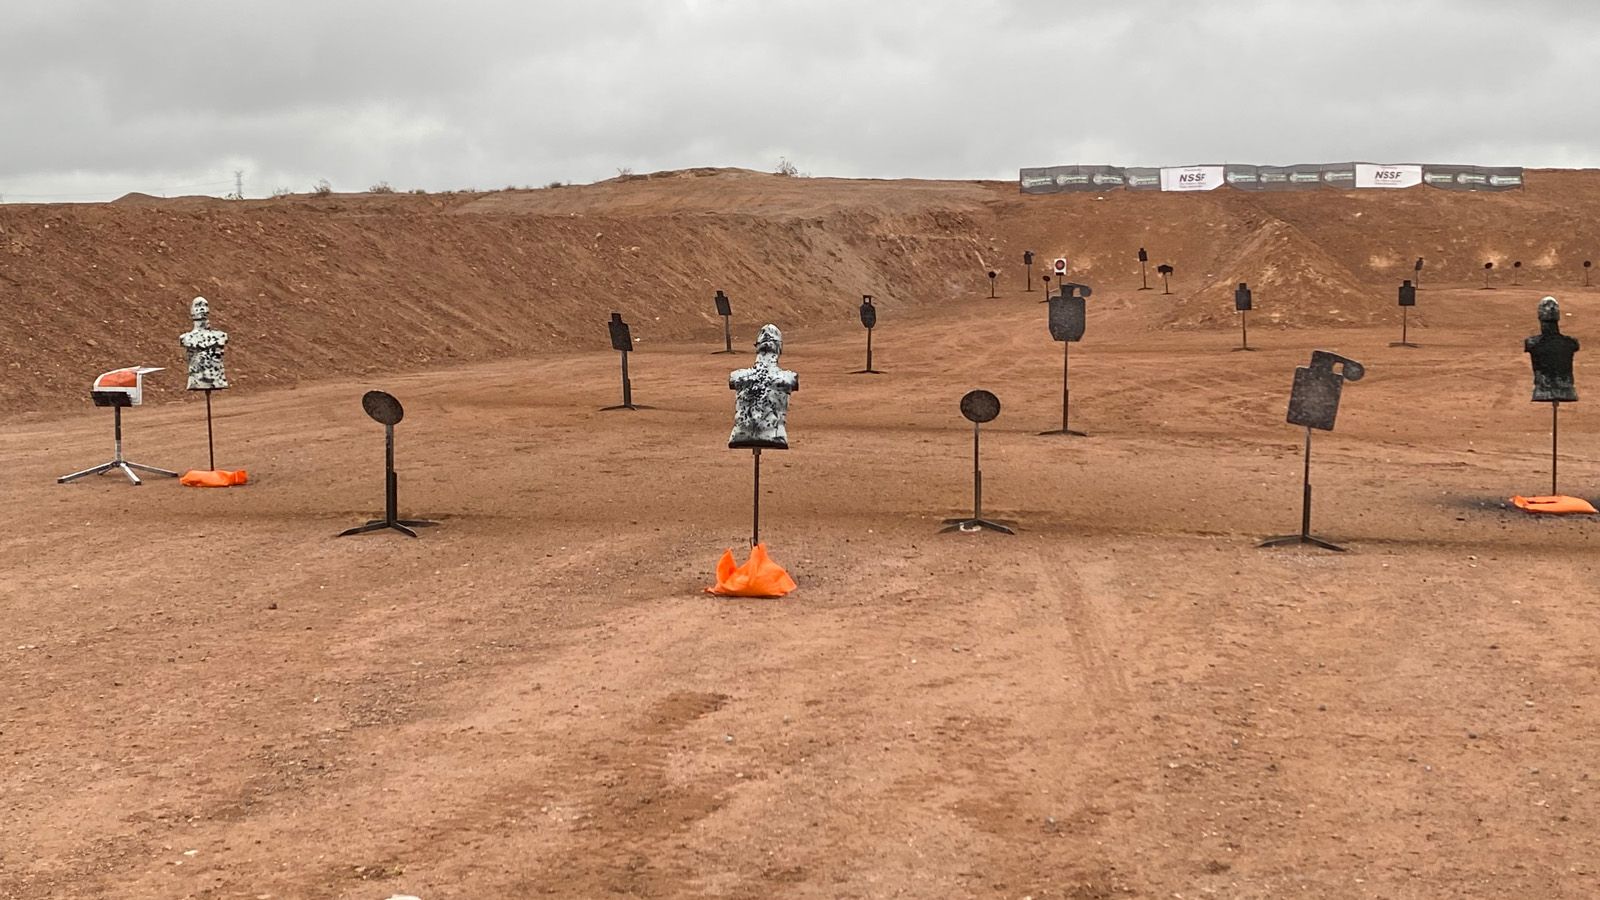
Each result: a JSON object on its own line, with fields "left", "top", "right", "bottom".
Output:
{"left": 1414, "top": 257, "right": 1425, "bottom": 289}
{"left": 1158, "top": 263, "right": 1174, "bottom": 295}
{"left": 1041, "top": 283, "right": 1090, "bottom": 436}
{"left": 1513, "top": 260, "right": 1523, "bottom": 286}
{"left": 601, "top": 312, "right": 653, "bottom": 410}
{"left": 712, "top": 290, "right": 735, "bottom": 354}
{"left": 1023, "top": 250, "right": 1035, "bottom": 291}
{"left": 987, "top": 269, "right": 998, "bottom": 298}
{"left": 339, "top": 390, "right": 438, "bottom": 538}
{"left": 1041, "top": 273, "right": 1052, "bottom": 300}
{"left": 941, "top": 390, "right": 1014, "bottom": 535}
{"left": 851, "top": 295, "right": 883, "bottom": 374}
{"left": 1261, "top": 351, "right": 1365, "bottom": 552}
{"left": 1482, "top": 261, "right": 1495, "bottom": 290}
{"left": 1137, "top": 247, "right": 1151, "bottom": 290}
{"left": 1233, "top": 282, "right": 1255, "bottom": 351}
{"left": 1391, "top": 279, "right": 1419, "bottom": 348}
{"left": 1585, "top": 260, "right": 1593, "bottom": 288}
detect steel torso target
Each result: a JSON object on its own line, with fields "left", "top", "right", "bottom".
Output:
{"left": 960, "top": 389, "right": 1000, "bottom": 423}
{"left": 1048, "top": 295, "right": 1086, "bottom": 342}
{"left": 1399, "top": 281, "right": 1417, "bottom": 306}
{"left": 859, "top": 299, "right": 877, "bottom": 329}
{"left": 1286, "top": 350, "right": 1364, "bottom": 431}
{"left": 714, "top": 291, "right": 732, "bottom": 317}
{"left": 362, "top": 390, "right": 404, "bottom": 426}
{"left": 607, "top": 313, "right": 633, "bottom": 351}
{"left": 1234, "top": 283, "right": 1253, "bottom": 312}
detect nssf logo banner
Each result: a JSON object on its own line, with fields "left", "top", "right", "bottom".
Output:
{"left": 1158, "top": 166, "right": 1225, "bottom": 192}
{"left": 1355, "top": 163, "right": 1423, "bottom": 189}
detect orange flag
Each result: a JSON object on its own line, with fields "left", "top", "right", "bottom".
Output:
{"left": 705, "top": 543, "right": 797, "bottom": 598}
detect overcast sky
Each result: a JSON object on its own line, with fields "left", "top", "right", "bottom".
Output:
{"left": 3, "top": 0, "right": 1596, "bottom": 202}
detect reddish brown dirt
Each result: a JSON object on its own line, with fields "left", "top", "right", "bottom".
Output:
{"left": 4, "top": 174, "right": 1600, "bottom": 899}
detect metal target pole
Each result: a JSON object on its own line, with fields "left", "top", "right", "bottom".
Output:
{"left": 1552, "top": 402, "right": 1559, "bottom": 496}
{"left": 972, "top": 421, "right": 982, "bottom": 521}
{"left": 204, "top": 389, "right": 216, "bottom": 471}
{"left": 752, "top": 448, "right": 762, "bottom": 547}
{"left": 1301, "top": 427, "right": 1313, "bottom": 541}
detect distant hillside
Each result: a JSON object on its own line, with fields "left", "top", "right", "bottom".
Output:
{"left": 2, "top": 167, "right": 1596, "bottom": 412}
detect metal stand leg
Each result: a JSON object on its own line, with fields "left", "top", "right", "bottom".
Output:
{"left": 1261, "top": 427, "right": 1345, "bottom": 551}
{"left": 1232, "top": 310, "right": 1255, "bottom": 351}
{"left": 942, "top": 422, "right": 1014, "bottom": 534}
{"left": 1390, "top": 307, "right": 1418, "bottom": 348}
{"left": 714, "top": 316, "right": 735, "bottom": 354}
{"left": 340, "top": 424, "right": 438, "bottom": 537}
{"left": 1552, "top": 401, "right": 1560, "bottom": 496}
{"left": 1039, "top": 342, "right": 1087, "bottom": 436}
{"left": 1138, "top": 261, "right": 1150, "bottom": 290}
{"left": 601, "top": 350, "right": 654, "bottom": 410}
{"left": 204, "top": 389, "right": 216, "bottom": 470}
{"left": 851, "top": 328, "right": 883, "bottom": 374}
{"left": 58, "top": 406, "right": 178, "bottom": 485}
{"left": 751, "top": 448, "right": 761, "bottom": 547}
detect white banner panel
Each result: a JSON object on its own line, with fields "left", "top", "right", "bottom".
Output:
{"left": 1159, "top": 166, "right": 1225, "bottom": 192}
{"left": 1354, "top": 163, "right": 1423, "bottom": 189}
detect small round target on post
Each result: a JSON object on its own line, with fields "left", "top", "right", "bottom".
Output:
{"left": 362, "top": 390, "right": 404, "bottom": 426}
{"left": 960, "top": 389, "right": 1000, "bottom": 424}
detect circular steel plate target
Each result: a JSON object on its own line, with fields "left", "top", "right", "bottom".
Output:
{"left": 362, "top": 390, "right": 404, "bottom": 426}
{"left": 960, "top": 389, "right": 1000, "bottom": 424}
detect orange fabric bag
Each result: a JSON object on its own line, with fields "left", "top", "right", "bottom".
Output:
{"left": 1511, "top": 495, "right": 1597, "bottom": 515}
{"left": 705, "top": 543, "right": 796, "bottom": 598}
{"left": 180, "top": 469, "right": 249, "bottom": 488}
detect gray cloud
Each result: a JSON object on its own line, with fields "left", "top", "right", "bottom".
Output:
{"left": 3, "top": 0, "right": 1597, "bottom": 202}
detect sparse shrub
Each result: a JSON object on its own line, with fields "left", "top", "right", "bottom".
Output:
{"left": 544, "top": 180, "right": 566, "bottom": 189}
{"left": 270, "top": 187, "right": 292, "bottom": 199}
{"left": 369, "top": 181, "right": 395, "bottom": 194}
{"left": 775, "top": 157, "right": 799, "bottom": 177}
{"left": 312, "top": 179, "right": 332, "bottom": 196}
{"left": 410, "top": 188, "right": 428, "bottom": 194}
{"left": 617, "top": 166, "right": 634, "bottom": 178}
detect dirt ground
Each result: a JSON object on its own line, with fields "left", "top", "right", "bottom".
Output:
{"left": 4, "top": 272, "right": 1600, "bottom": 899}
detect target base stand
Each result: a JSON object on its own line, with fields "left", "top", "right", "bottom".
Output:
{"left": 1389, "top": 308, "right": 1419, "bottom": 348}
{"left": 1231, "top": 311, "right": 1255, "bottom": 352}
{"left": 1260, "top": 428, "right": 1345, "bottom": 552}
{"left": 340, "top": 403, "right": 438, "bottom": 538}
{"left": 58, "top": 405, "right": 178, "bottom": 486}
{"left": 340, "top": 471, "right": 439, "bottom": 538}
{"left": 600, "top": 351, "right": 656, "bottom": 410}
{"left": 941, "top": 415, "right": 1015, "bottom": 535}
{"left": 850, "top": 329, "right": 884, "bottom": 375}
{"left": 1038, "top": 342, "right": 1087, "bottom": 436}
{"left": 712, "top": 316, "right": 736, "bottom": 354}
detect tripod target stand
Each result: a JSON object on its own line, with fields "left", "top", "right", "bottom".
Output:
{"left": 339, "top": 391, "right": 438, "bottom": 538}
{"left": 58, "top": 367, "right": 178, "bottom": 486}
{"left": 941, "top": 390, "right": 1015, "bottom": 534}
{"left": 58, "top": 396, "right": 179, "bottom": 486}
